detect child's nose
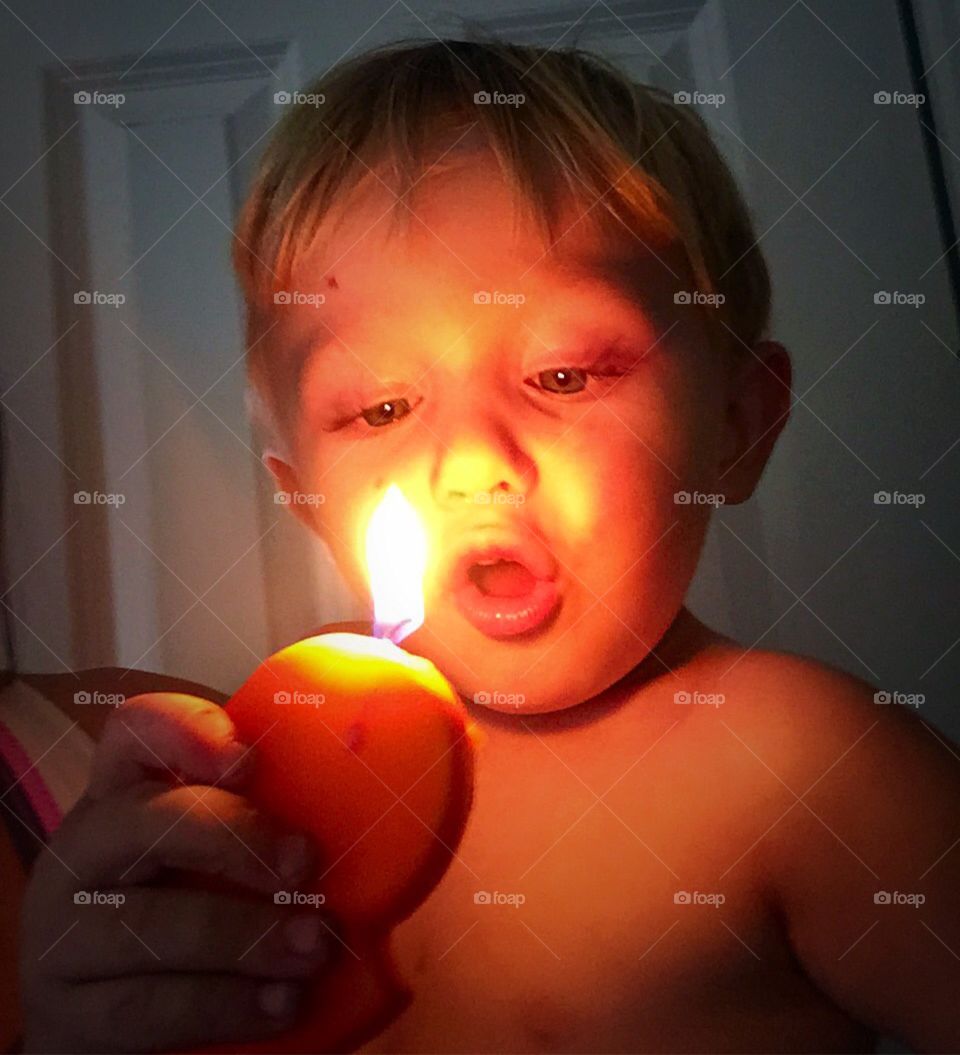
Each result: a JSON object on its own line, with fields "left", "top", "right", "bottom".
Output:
{"left": 429, "top": 408, "right": 535, "bottom": 508}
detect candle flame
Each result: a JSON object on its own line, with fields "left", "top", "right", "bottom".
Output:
{"left": 365, "top": 484, "right": 427, "bottom": 645}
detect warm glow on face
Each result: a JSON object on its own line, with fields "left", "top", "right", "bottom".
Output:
{"left": 279, "top": 154, "right": 724, "bottom": 713}
{"left": 365, "top": 484, "right": 428, "bottom": 644}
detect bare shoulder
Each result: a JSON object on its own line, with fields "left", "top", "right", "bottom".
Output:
{"left": 681, "top": 637, "right": 900, "bottom": 759}
{"left": 646, "top": 636, "right": 902, "bottom": 835}
{"left": 681, "top": 641, "right": 960, "bottom": 1049}
{"left": 701, "top": 637, "right": 960, "bottom": 853}
{"left": 678, "top": 638, "right": 956, "bottom": 820}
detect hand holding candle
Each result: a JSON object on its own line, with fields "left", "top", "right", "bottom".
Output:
{"left": 181, "top": 486, "right": 476, "bottom": 1054}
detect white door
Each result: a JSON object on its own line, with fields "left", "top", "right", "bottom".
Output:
{"left": 26, "top": 38, "right": 363, "bottom": 691}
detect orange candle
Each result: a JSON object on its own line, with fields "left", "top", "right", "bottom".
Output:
{"left": 181, "top": 487, "right": 476, "bottom": 1054}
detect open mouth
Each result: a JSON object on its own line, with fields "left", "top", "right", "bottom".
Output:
{"left": 450, "top": 540, "right": 560, "bottom": 639}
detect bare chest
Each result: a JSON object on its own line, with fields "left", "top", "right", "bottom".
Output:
{"left": 355, "top": 708, "right": 861, "bottom": 1053}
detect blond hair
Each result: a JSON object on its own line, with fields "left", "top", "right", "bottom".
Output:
{"left": 233, "top": 36, "right": 770, "bottom": 440}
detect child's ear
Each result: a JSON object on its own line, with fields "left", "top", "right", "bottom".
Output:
{"left": 261, "top": 450, "right": 315, "bottom": 532}
{"left": 717, "top": 340, "right": 792, "bottom": 504}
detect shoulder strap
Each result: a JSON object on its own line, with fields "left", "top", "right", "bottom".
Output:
{"left": 0, "top": 678, "right": 96, "bottom": 859}
{"left": 0, "top": 743, "right": 46, "bottom": 873}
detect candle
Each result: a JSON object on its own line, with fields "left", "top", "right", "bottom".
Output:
{"left": 181, "top": 486, "right": 476, "bottom": 1055}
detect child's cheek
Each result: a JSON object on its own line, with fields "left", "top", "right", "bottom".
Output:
{"left": 290, "top": 455, "right": 375, "bottom": 590}
{"left": 554, "top": 410, "right": 688, "bottom": 520}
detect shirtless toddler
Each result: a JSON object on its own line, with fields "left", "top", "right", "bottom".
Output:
{"left": 14, "top": 37, "right": 960, "bottom": 1053}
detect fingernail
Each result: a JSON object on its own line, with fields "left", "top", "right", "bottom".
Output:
{"left": 284, "top": 914, "right": 325, "bottom": 957}
{"left": 258, "top": 981, "right": 300, "bottom": 1019}
{"left": 276, "top": 833, "right": 313, "bottom": 882}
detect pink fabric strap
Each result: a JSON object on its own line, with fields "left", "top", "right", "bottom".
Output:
{"left": 0, "top": 719, "right": 63, "bottom": 837}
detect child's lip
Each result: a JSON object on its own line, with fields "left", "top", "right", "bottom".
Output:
{"left": 446, "top": 529, "right": 558, "bottom": 593}
{"left": 446, "top": 528, "right": 561, "bottom": 639}
{"left": 454, "top": 574, "right": 559, "bottom": 638}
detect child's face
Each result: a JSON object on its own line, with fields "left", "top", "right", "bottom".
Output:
{"left": 262, "top": 152, "right": 762, "bottom": 715}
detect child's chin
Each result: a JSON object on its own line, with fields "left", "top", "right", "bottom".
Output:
{"left": 459, "top": 680, "right": 589, "bottom": 716}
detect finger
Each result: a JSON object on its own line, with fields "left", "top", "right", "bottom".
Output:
{"left": 40, "top": 888, "right": 334, "bottom": 982}
{"left": 85, "top": 693, "right": 254, "bottom": 800}
{"left": 66, "top": 971, "right": 307, "bottom": 1052}
{"left": 55, "top": 784, "right": 318, "bottom": 893}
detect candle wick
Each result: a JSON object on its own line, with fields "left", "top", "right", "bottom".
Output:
{"left": 374, "top": 619, "right": 414, "bottom": 646}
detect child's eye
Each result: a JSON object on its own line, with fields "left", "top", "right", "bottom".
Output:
{"left": 529, "top": 367, "right": 589, "bottom": 395}
{"left": 359, "top": 397, "right": 415, "bottom": 427}
{"left": 525, "top": 365, "right": 624, "bottom": 394}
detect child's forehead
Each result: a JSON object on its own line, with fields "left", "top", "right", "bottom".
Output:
{"left": 288, "top": 214, "right": 684, "bottom": 339}
{"left": 290, "top": 149, "right": 685, "bottom": 301}
{"left": 276, "top": 155, "right": 691, "bottom": 374}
